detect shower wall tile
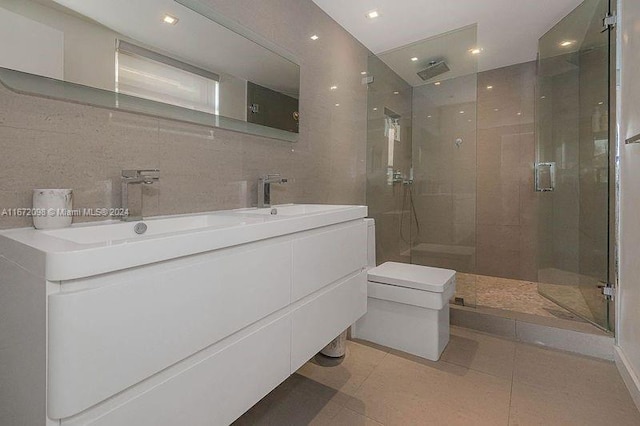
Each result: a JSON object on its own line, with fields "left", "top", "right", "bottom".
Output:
{"left": 476, "top": 61, "right": 538, "bottom": 281}
{"left": 477, "top": 224, "right": 522, "bottom": 252}
{"left": 0, "top": 0, "right": 369, "bottom": 229}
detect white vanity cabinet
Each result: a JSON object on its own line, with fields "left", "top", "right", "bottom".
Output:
{"left": 0, "top": 206, "right": 368, "bottom": 426}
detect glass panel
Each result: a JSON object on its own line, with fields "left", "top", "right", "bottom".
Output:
{"left": 536, "top": 0, "right": 612, "bottom": 330}
{"left": 408, "top": 27, "right": 479, "bottom": 308}
{"left": 366, "top": 55, "right": 414, "bottom": 265}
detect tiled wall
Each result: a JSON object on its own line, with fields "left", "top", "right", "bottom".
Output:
{"left": 0, "top": 0, "right": 369, "bottom": 229}
{"left": 476, "top": 62, "right": 537, "bottom": 281}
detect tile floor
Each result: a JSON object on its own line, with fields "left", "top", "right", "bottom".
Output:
{"left": 234, "top": 327, "right": 640, "bottom": 426}
{"left": 456, "top": 273, "right": 589, "bottom": 322}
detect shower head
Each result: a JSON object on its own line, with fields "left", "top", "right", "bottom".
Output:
{"left": 417, "top": 60, "right": 450, "bottom": 81}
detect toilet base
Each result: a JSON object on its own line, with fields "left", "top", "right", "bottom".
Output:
{"left": 353, "top": 297, "right": 450, "bottom": 361}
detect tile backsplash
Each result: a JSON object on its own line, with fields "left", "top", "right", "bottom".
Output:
{"left": 0, "top": 0, "right": 368, "bottom": 229}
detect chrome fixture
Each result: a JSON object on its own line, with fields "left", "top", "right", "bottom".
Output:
{"left": 258, "top": 174, "right": 288, "bottom": 208}
{"left": 134, "top": 222, "right": 148, "bottom": 234}
{"left": 417, "top": 60, "right": 450, "bottom": 81}
{"left": 534, "top": 162, "right": 556, "bottom": 192}
{"left": 121, "top": 169, "right": 160, "bottom": 221}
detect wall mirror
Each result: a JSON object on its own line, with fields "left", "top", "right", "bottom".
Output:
{"left": 0, "top": 0, "right": 300, "bottom": 142}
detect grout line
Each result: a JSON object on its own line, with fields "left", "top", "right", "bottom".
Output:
{"left": 507, "top": 343, "right": 517, "bottom": 425}
{"left": 342, "top": 405, "right": 385, "bottom": 425}
{"left": 346, "top": 349, "right": 391, "bottom": 404}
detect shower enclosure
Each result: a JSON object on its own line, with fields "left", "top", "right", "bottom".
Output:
{"left": 535, "top": 0, "right": 614, "bottom": 330}
{"left": 366, "top": 0, "right": 615, "bottom": 331}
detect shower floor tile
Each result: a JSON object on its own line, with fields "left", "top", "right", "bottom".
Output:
{"left": 455, "top": 273, "right": 586, "bottom": 322}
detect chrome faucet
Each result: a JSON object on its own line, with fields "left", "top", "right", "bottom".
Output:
{"left": 121, "top": 169, "right": 160, "bottom": 221}
{"left": 258, "top": 174, "right": 288, "bottom": 208}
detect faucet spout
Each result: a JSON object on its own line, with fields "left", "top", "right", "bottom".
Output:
{"left": 258, "top": 174, "right": 288, "bottom": 208}
{"left": 121, "top": 169, "right": 160, "bottom": 221}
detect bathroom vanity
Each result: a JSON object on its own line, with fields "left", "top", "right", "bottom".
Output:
{"left": 0, "top": 204, "right": 368, "bottom": 425}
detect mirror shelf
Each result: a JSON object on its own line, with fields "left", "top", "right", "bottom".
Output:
{"left": 0, "top": 67, "right": 298, "bottom": 143}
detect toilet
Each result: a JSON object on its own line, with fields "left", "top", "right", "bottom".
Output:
{"left": 353, "top": 219, "right": 456, "bottom": 361}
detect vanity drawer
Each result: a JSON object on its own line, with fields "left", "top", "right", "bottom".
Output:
{"left": 290, "top": 270, "right": 367, "bottom": 372}
{"left": 63, "top": 314, "right": 291, "bottom": 426}
{"left": 48, "top": 239, "right": 292, "bottom": 420}
{"left": 292, "top": 220, "right": 367, "bottom": 301}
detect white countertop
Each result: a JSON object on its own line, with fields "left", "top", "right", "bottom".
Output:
{"left": 0, "top": 204, "right": 367, "bottom": 281}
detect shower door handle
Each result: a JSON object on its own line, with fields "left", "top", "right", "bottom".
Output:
{"left": 535, "top": 162, "right": 556, "bottom": 192}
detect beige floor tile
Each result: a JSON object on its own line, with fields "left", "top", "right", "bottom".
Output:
{"left": 347, "top": 350, "right": 511, "bottom": 426}
{"left": 297, "top": 341, "right": 389, "bottom": 397}
{"left": 233, "top": 374, "right": 344, "bottom": 426}
{"left": 509, "top": 380, "right": 640, "bottom": 426}
{"left": 441, "top": 326, "right": 516, "bottom": 379}
{"left": 330, "top": 407, "right": 384, "bottom": 426}
{"left": 235, "top": 331, "right": 640, "bottom": 426}
{"left": 513, "top": 343, "right": 631, "bottom": 402}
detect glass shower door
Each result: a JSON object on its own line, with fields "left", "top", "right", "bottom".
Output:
{"left": 536, "top": 0, "right": 613, "bottom": 330}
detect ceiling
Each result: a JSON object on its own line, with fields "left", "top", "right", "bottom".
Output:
{"left": 312, "top": 0, "right": 585, "bottom": 72}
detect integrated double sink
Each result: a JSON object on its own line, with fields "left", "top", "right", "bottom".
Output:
{"left": 0, "top": 204, "right": 367, "bottom": 280}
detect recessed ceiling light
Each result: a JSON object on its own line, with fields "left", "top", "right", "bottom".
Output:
{"left": 330, "top": 85, "right": 338, "bottom": 90}
{"left": 560, "top": 40, "right": 575, "bottom": 47}
{"left": 393, "top": 91, "right": 399, "bottom": 95}
{"left": 459, "top": 110, "right": 465, "bottom": 114}
{"left": 162, "top": 14, "right": 179, "bottom": 25}
{"left": 434, "top": 81, "right": 441, "bottom": 86}
{"left": 373, "top": 107, "right": 378, "bottom": 111}
{"left": 310, "top": 34, "right": 319, "bottom": 41}
{"left": 367, "top": 10, "right": 379, "bottom": 19}
{"left": 598, "top": 101, "right": 604, "bottom": 105}
{"left": 335, "top": 103, "right": 340, "bottom": 107}
{"left": 494, "top": 108, "right": 499, "bottom": 112}
{"left": 541, "top": 95, "right": 546, "bottom": 99}
{"left": 469, "top": 47, "right": 483, "bottom": 55}
{"left": 427, "top": 115, "right": 432, "bottom": 118}
{"left": 361, "top": 71, "right": 367, "bottom": 75}
{"left": 487, "top": 85, "right": 494, "bottom": 90}
{"left": 411, "top": 57, "right": 418, "bottom": 62}
{"left": 517, "top": 112, "right": 522, "bottom": 116}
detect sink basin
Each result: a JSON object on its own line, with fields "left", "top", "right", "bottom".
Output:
{"left": 0, "top": 204, "right": 367, "bottom": 281}
{"left": 41, "top": 213, "right": 264, "bottom": 245}
{"left": 237, "top": 204, "right": 354, "bottom": 217}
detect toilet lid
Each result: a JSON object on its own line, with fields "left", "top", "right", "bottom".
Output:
{"left": 368, "top": 262, "right": 455, "bottom": 293}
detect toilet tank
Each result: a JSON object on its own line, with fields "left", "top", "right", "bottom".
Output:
{"left": 365, "top": 218, "right": 376, "bottom": 268}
